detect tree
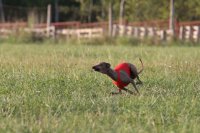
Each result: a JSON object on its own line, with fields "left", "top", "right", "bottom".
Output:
{"left": 0, "top": 0, "right": 5, "bottom": 22}
{"left": 108, "top": 0, "right": 113, "bottom": 36}
{"left": 119, "top": 0, "right": 126, "bottom": 25}
{"left": 169, "top": 0, "right": 175, "bottom": 37}
{"left": 2, "top": 0, "right": 200, "bottom": 22}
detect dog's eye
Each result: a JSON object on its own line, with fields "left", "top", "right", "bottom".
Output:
{"left": 106, "top": 63, "right": 110, "bottom": 68}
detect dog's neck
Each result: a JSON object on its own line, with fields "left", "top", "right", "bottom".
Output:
{"left": 106, "top": 68, "right": 118, "bottom": 81}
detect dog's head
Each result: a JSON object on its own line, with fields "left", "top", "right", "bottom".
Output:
{"left": 92, "top": 62, "right": 111, "bottom": 74}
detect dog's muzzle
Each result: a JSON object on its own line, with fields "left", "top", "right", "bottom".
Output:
{"left": 92, "top": 66, "right": 100, "bottom": 71}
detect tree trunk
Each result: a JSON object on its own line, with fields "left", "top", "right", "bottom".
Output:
{"left": 119, "top": 0, "right": 126, "bottom": 25}
{"left": 169, "top": 0, "right": 175, "bottom": 37}
{"left": 108, "top": 1, "right": 113, "bottom": 37}
{"left": 47, "top": 4, "right": 51, "bottom": 37}
{"left": 55, "top": 0, "right": 59, "bottom": 22}
{"left": 88, "top": 0, "right": 93, "bottom": 22}
{"left": 101, "top": 2, "right": 105, "bottom": 20}
{"left": 0, "top": 0, "right": 5, "bottom": 22}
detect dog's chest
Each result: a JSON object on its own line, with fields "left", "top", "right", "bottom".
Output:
{"left": 118, "top": 70, "right": 130, "bottom": 83}
{"left": 114, "top": 63, "right": 131, "bottom": 84}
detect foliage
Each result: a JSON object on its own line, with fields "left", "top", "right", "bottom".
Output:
{"left": 2, "top": 0, "right": 200, "bottom": 22}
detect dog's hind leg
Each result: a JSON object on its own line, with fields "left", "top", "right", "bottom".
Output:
{"left": 130, "top": 80, "right": 140, "bottom": 95}
{"left": 136, "top": 75, "right": 143, "bottom": 85}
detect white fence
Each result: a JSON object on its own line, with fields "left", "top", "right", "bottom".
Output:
{"left": 112, "top": 25, "right": 173, "bottom": 41}
{"left": 57, "top": 28, "right": 103, "bottom": 39}
{"left": 0, "top": 21, "right": 200, "bottom": 42}
{"left": 179, "top": 25, "right": 200, "bottom": 42}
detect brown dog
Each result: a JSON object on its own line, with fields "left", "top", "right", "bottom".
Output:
{"left": 92, "top": 59, "right": 143, "bottom": 95}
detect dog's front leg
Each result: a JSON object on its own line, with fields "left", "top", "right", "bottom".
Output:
{"left": 130, "top": 80, "right": 140, "bottom": 95}
{"left": 110, "top": 90, "right": 122, "bottom": 95}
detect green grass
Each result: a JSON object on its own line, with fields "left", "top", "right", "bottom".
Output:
{"left": 0, "top": 44, "right": 200, "bottom": 133}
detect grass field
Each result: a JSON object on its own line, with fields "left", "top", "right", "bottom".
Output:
{"left": 0, "top": 44, "right": 200, "bottom": 133}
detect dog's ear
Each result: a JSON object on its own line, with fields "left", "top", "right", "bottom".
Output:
{"left": 106, "top": 63, "right": 111, "bottom": 68}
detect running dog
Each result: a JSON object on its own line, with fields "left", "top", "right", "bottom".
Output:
{"left": 92, "top": 59, "right": 143, "bottom": 95}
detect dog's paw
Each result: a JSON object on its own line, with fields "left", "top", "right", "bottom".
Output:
{"left": 110, "top": 92, "right": 121, "bottom": 95}
{"left": 136, "top": 81, "right": 143, "bottom": 85}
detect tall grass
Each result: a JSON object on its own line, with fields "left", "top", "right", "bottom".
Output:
{"left": 0, "top": 44, "right": 200, "bottom": 132}
{"left": 1, "top": 34, "right": 200, "bottom": 46}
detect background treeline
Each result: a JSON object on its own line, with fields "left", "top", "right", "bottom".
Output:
{"left": 2, "top": 0, "right": 200, "bottom": 22}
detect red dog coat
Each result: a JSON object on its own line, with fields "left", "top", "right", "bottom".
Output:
{"left": 112, "top": 63, "right": 131, "bottom": 90}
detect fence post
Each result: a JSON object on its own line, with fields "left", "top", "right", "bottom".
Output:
{"left": 112, "top": 24, "right": 117, "bottom": 36}
{"left": 133, "top": 27, "right": 139, "bottom": 38}
{"left": 198, "top": 26, "right": 200, "bottom": 42}
{"left": 185, "top": 26, "right": 190, "bottom": 41}
{"left": 193, "top": 26, "right": 200, "bottom": 42}
{"left": 179, "top": 26, "right": 183, "bottom": 40}
{"left": 147, "top": 27, "right": 154, "bottom": 38}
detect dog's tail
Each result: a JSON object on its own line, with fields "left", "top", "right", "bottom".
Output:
{"left": 137, "top": 58, "right": 144, "bottom": 75}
